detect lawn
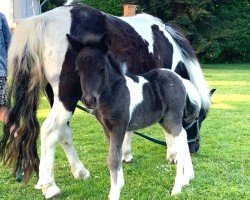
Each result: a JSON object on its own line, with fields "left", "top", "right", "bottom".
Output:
{"left": 0, "top": 63, "right": 249, "bottom": 200}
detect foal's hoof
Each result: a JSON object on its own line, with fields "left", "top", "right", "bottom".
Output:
{"left": 73, "top": 168, "right": 91, "bottom": 180}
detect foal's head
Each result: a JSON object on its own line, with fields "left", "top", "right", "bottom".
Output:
{"left": 67, "top": 33, "right": 111, "bottom": 109}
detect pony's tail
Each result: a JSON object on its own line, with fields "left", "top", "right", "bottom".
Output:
{"left": 165, "top": 22, "right": 211, "bottom": 113}
{"left": 181, "top": 79, "right": 201, "bottom": 125}
{"left": 0, "top": 16, "right": 46, "bottom": 182}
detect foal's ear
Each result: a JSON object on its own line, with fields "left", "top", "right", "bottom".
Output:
{"left": 99, "top": 33, "right": 111, "bottom": 53}
{"left": 66, "top": 34, "right": 84, "bottom": 53}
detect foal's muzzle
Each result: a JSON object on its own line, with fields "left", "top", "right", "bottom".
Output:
{"left": 82, "top": 95, "right": 97, "bottom": 109}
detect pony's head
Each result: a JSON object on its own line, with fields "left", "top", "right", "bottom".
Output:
{"left": 66, "top": 33, "right": 111, "bottom": 109}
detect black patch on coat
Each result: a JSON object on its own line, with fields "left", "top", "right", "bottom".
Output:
{"left": 174, "top": 61, "right": 190, "bottom": 80}
{"left": 151, "top": 24, "right": 173, "bottom": 69}
{"left": 104, "top": 14, "right": 156, "bottom": 74}
{"left": 70, "top": 4, "right": 106, "bottom": 39}
{"left": 59, "top": 50, "right": 82, "bottom": 111}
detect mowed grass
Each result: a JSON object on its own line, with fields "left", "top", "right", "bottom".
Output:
{"left": 0, "top": 63, "right": 249, "bottom": 200}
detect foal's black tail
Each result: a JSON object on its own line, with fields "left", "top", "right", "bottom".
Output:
{"left": 0, "top": 17, "right": 46, "bottom": 182}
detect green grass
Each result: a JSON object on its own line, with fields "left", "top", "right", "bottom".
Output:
{"left": 0, "top": 63, "right": 250, "bottom": 199}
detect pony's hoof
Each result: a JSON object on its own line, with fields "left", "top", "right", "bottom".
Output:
{"left": 42, "top": 183, "right": 61, "bottom": 199}
{"left": 171, "top": 186, "right": 181, "bottom": 196}
{"left": 73, "top": 168, "right": 91, "bottom": 180}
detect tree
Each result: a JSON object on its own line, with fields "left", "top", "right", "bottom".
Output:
{"left": 126, "top": 0, "right": 250, "bottom": 63}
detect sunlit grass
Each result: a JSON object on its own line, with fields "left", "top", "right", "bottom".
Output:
{"left": 0, "top": 63, "right": 250, "bottom": 199}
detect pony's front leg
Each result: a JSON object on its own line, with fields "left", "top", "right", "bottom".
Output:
{"left": 122, "top": 131, "right": 133, "bottom": 163}
{"left": 59, "top": 124, "right": 90, "bottom": 180}
{"left": 107, "top": 129, "right": 126, "bottom": 200}
{"left": 35, "top": 100, "right": 72, "bottom": 199}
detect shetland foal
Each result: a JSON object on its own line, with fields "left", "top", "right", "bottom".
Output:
{"left": 67, "top": 33, "right": 201, "bottom": 199}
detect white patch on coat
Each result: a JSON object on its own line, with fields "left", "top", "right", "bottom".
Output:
{"left": 42, "top": 6, "right": 72, "bottom": 92}
{"left": 124, "top": 75, "right": 148, "bottom": 119}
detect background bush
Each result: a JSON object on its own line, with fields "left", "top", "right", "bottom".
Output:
{"left": 41, "top": 0, "right": 249, "bottom": 63}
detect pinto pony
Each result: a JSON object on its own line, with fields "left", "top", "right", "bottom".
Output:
{"left": 67, "top": 33, "right": 201, "bottom": 198}
{"left": 0, "top": 3, "right": 210, "bottom": 199}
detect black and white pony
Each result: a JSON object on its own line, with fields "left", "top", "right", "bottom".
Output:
{"left": 0, "top": 3, "right": 210, "bottom": 199}
{"left": 67, "top": 32, "right": 201, "bottom": 198}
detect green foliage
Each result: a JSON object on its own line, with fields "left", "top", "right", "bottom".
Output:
{"left": 127, "top": 0, "right": 250, "bottom": 63}
{"left": 41, "top": 0, "right": 249, "bottom": 63}
{"left": 80, "top": 0, "right": 125, "bottom": 16}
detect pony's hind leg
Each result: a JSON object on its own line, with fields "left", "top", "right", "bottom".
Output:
{"left": 59, "top": 124, "right": 90, "bottom": 180}
{"left": 122, "top": 131, "right": 133, "bottom": 163}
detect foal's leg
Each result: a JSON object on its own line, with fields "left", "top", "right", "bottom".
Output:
{"left": 59, "top": 124, "right": 90, "bottom": 179}
{"left": 107, "top": 128, "right": 126, "bottom": 200}
{"left": 122, "top": 131, "right": 133, "bottom": 162}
